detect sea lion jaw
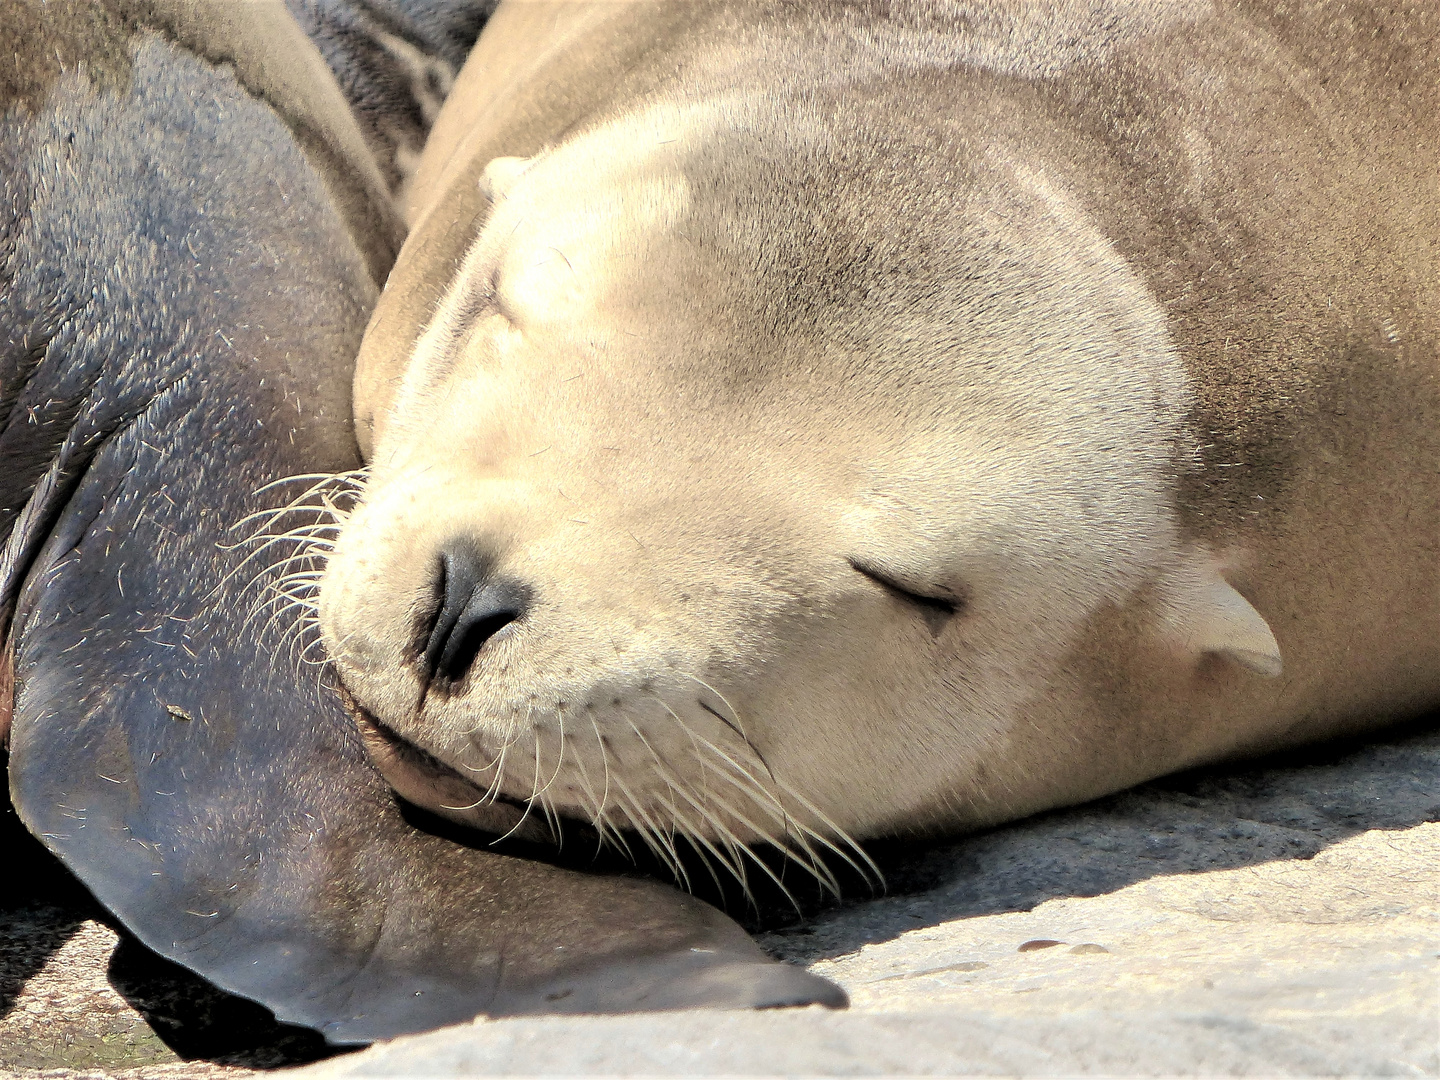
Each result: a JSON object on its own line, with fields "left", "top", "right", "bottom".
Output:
{"left": 320, "top": 94, "right": 1278, "bottom": 852}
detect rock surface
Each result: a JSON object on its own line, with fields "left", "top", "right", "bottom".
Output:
{"left": 2, "top": 721, "right": 1436, "bottom": 1078}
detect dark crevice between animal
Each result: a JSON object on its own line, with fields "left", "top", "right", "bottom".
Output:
{"left": 397, "top": 795, "right": 885, "bottom": 934}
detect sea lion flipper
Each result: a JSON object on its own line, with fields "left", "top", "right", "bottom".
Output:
{"left": 499, "top": 955, "right": 848, "bottom": 1019}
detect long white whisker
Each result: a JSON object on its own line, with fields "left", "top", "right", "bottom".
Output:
{"left": 532, "top": 709, "right": 568, "bottom": 800}
{"left": 658, "top": 798, "right": 731, "bottom": 898}
{"left": 635, "top": 749, "right": 759, "bottom": 901}
{"left": 692, "top": 753, "right": 842, "bottom": 896}
{"left": 770, "top": 775, "right": 883, "bottom": 888}
{"left": 612, "top": 783, "right": 677, "bottom": 878}
{"left": 569, "top": 751, "right": 624, "bottom": 857}
{"left": 478, "top": 730, "right": 514, "bottom": 806}
{"left": 673, "top": 716, "right": 848, "bottom": 895}
{"left": 653, "top": 695, "right": 715, "bottom": 807}
{"left": 588, "top": 714, "right": 613, "bottom": 819}
{"left": 610, "top": 771, "right": 688, "bottom": 888}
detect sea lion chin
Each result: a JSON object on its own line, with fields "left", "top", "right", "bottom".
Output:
{"left": 321, "top": 0, "right": 1440, "bottom": 885}
{"left": 348, "top": 694, "right": 553, "bottom": 844}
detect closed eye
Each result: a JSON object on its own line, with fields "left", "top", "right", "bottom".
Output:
{"left": 847, "top": 557, "right": 960, "bottom": 619}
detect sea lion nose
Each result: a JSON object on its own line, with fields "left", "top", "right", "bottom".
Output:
{"left": 423, "top": 540, "right": 529, "bottom": 686}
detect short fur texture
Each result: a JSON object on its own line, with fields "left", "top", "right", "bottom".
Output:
{"left": 322, "top": 1, "right": 1439, "bottom": 883}
{"left": 285, "top": 0, "right": 499, "bottom": 203}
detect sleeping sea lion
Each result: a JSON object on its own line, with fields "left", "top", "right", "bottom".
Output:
{"left": 0, "top": 0, "right": 842, "bottom": 1045}
{"left": 319, "top": 0, "right": 1440, "bottom": 886}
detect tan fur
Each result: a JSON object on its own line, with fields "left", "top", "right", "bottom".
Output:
{"left": 320, "top": 1, "right": 1440, "bottom": 870}
{"left": 0, "top": 0, "right": 144, "bottom": 109}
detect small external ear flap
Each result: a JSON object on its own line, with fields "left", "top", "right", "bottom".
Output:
{"left": 1164, "top": 573, "right": 1283, "bottom": 677}
{"left": 478, "top": 156, "right": 531, "bottom": 203}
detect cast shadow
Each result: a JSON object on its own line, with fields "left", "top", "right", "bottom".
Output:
{"left": 5, "top": 717, "right": 1434, "bottom": 1066}
{"left": 416, "top": 714, "right": 1440, "bottom": 942}
{"left": 0, "top": 788, "right": 102, "bottom": 1018}
{"left": 764, "top": 714, "right": 1440, "bottom": 960}
{"left": 104, "top": 941, "right": 337, "bottom": 1069}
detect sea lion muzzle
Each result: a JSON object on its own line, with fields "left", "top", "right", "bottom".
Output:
{"left": 349, "top": 691, "right": 552, "bottom": 843}
{"left": 421, "top": 538, "right": 530, "bottom": 692}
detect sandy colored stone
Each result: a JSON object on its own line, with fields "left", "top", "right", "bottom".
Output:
{"left": 0, "top": 917, "right": 181, "bottom": 1075}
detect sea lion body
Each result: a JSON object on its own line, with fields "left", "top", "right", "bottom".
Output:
{"left": 1, "top": 0, "right": 840, "bottom": 1043}
{"left": 284, "top": 0, "right": 499, "bottom": 201}
{"left": 321, "top": 0, "right": 1440, "bottom": 864}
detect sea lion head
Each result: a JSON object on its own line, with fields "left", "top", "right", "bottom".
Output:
{"left": 319, "top": 91, "right": 1279, "bottom": 876}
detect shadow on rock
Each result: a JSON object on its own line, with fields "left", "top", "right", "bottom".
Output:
{"left": 0, "top": 758, "right": 104, "bottom": 1022}
{"left": 765, "top": 715, "right": 1440, "bottom": 962}
{"left": 106, "top": 940, "right": 340, "bottom": 1069}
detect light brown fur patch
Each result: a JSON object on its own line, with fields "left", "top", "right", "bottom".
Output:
{"left": 0, "top": 0, "right": 148, "bottom": 111}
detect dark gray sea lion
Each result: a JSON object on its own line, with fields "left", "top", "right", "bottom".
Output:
{"left": 321, "top": 0, "right": 1439, "bottom": 881}
{"left": 0, "top": 0, "right": 842, "bottom": 1045}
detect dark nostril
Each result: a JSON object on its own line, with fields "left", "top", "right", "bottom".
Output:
{"left": 423, "top": 541, "right": 529, "bottom": 686}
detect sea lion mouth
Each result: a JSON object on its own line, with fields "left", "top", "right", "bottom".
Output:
{"left": 344, "top": 696, "right": 553, "bottom": 844}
